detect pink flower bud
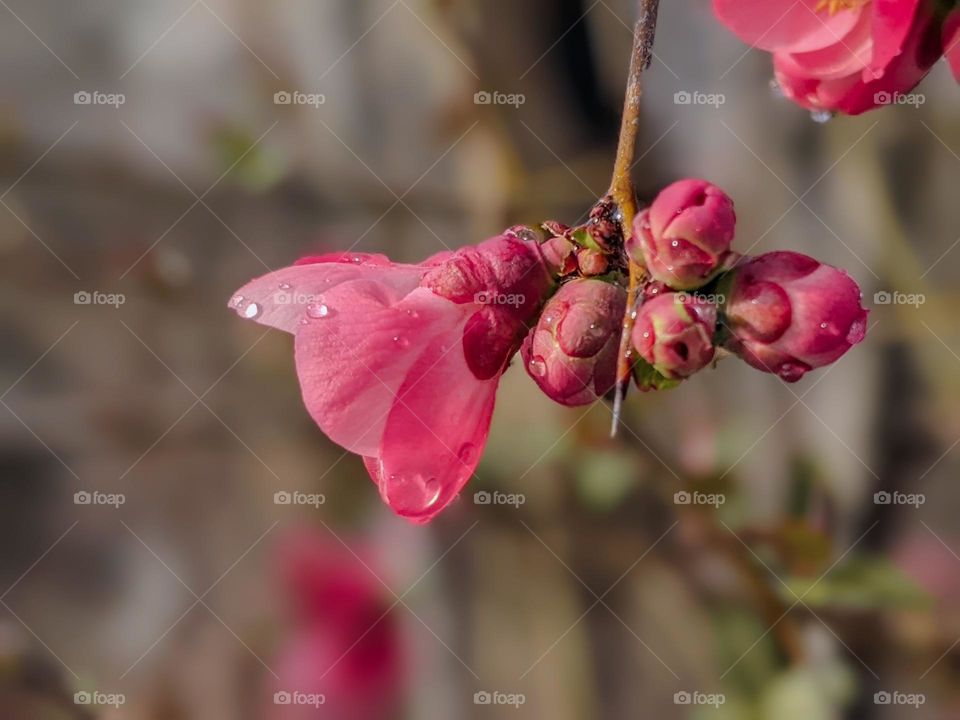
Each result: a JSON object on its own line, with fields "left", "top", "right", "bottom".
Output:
{"left": 576, "top": 247, "right": 608, "bottom": 276}
{"left": 631, "top": 179, "right": 736, "bottom": 290}
{"left": 719, "top": 251, "right": 868, "bottom": 382}
{"left": 522, "top": 279, "right": 627, "bottom": 406}
{"left": 632, "top": 293, "right": 717, "bottom": 385}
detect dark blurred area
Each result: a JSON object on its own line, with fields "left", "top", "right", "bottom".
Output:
{"left": 1, "top": 0, "right": 960, "bottom": 718}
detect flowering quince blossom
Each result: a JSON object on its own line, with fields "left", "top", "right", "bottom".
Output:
{"left": 230, "top": 234, "right": 555, "bottom": 523}
{"left": 713, "top": 0, "right": 960, "bottom": 114}
{"left": 632, "top": 293, "right": 718, "bottom": 387}
{"left": 268, "top": 530, "right": 402, "bottom": 720}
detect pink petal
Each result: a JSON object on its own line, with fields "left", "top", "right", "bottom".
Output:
{"left": 713, "top": 0, "right": 861, "bottom": 54}
{"left": 372, "top": 319, "right": 499, "bottom": 523}
{"left": 229, "top": 256, "right": 424, "bottom": 334}
{"left": 775, "top": 8, "right": 873, "bottom": 81}
{"left": 868, "top": 0, "right": 923, "bottom": 78}
{"left": 294, "top": 286, "right": 469, "bottom": 458}
{"left": 945, "top": 10, "right": 960, "bottom": 82}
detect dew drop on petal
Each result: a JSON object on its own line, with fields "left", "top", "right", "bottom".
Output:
{"left": 405, "top": 309, "right": 419, "bottom": 319}
{"left": 278, "top": 282, "right": 292, "bottom": 290}
{"left": 243, "top": 302, "right": 261, "bottom": 319}
{"left": 769, "top": 78, "right": 783, "bottom": 98}
{"left": 306, "top": 302, "right": 330, "bottom": 319}
{"left": 528, "top": 356, "right": 547, "bottom": 377}
{"left": 230, "top": 295, "right": 244, "bottom": 308}
{"left": 423, "top": 477, "right": 441, "bottom": 507}
{"left": 671, "top": 240, "right": 680, "bottom": 248}
{"left": 393, "top": 335, "right": 410, "bottom": 349}
{"left": 458, "top": 443, "right": 476, "bottom": 465}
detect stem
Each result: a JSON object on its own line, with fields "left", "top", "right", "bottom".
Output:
{"left": 609, "top": 0, "right": 660, "bottom": 437}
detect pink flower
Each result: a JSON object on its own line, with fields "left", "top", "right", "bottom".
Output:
{"left": 718, "top": 251, "right": 868, "bottom": 382}
{"left": 713, "top": 0, "right": 951, "bottom": 115}
{"left": 628, "top": 179, "right": 736, "bottom": 290}
{"left": 521, "top": 279, "right": 627, "bottom": 406}
{"left": 631, "top": 293, "right": 718, "bottom": 387}
{"left": 268, "top": 530, "right": 402, "bottom": 720}
{"left": 230, "top": 235, "right": 554, "bottom": 523}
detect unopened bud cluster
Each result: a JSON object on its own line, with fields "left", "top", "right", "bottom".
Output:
{"left": 520, "top": 178, "right": 868, "bottom": 404}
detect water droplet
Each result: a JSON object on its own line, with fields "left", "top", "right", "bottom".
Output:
{"left": 769, "top": 78, "right": 783, "bottom": 98}
{"left": 393, "top": 335, "right": 410, "bottom": 348}
{"left": 671, "top": 240, "right": 680, "bottom": 248}
{"left": 589, "top": 322, "right": 597, "bottom": 330}
{"left": 820, "top": 322, "right": 828, "bottom": 329}
{"left": 351, "top": 255, "right": 362, "bottom": 264}
{"left": 643, "top": 331, "right": 650, "bottom": 339}
{"left": 243, "top": 302, "right": 261, "bottom": 319}
{"left": 405, "top": 309, "right": 419, "bottom": 319}
{"left": 278, "top": 282, "right": 292, "bottom": 290}
{"left": 230, "top": 295, "right": 244, "bottom": 308}
{"left": 423, "top": 478, "right": 441, "bottom": 507}
{"left": 528, "top": 357, "right": 547, "bottom": 377}
{"left": 458, "top": 443, "right": 476, "bottom": 464}
{"left": 811, "top": 109, "right": 833, "bottom": 124}
{"left": 306, "top": 303, "right": 330, "bottom": 319}
{"left": 299, "top": 318, "right": 309, "bottom": 325}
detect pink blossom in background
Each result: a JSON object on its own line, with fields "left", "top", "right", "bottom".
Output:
{"left": 713, "top": 0, "right": 956, "bottom": 115}
{"left": 230, "top": 234, "right": 555, "bottom": 523}
{"left": 267, "top": 530, "right": 403, "bottom": 720}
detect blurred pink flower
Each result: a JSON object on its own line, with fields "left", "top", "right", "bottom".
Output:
{"left": 267, "top": 530, "right": 402, "bottom": 720}
{"left": 719, "top": 251, "right": 868, "bottom": 382}
{"left": 230, "top": 235, "right": 554, "bottom": 523}
{"left": 713, "top": 0, "right": 952, "bottom": 115}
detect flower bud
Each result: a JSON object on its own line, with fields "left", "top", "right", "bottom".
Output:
{"left": 522, "top": 279, "right": 627, "bottom": 406}
{"left": 632, "top": 293, "right": 717, "bottom": 386}
{"left": 631, "top": 179, "right": 736, "bottom": 290}
{"left": 718, "top": 251, "right": 868, "bottom": 382}
{"left": 576, "top": 247, "right": 608, "bottom": 276}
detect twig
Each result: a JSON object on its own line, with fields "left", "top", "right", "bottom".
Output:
{"left": 609, "top": 0, "right": 660, "bottom": 437}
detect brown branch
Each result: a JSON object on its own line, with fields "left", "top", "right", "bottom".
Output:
{"left": 609, "top": 0, "right": 660, "bottom": 437}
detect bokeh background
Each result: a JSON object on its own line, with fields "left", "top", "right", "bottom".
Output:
{"left": 1, "top": 0, "right": 959, "bottom": 718}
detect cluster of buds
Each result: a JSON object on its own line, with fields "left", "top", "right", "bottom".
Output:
{"left": 522, "top": 178, "right": 868, "bottom": 402}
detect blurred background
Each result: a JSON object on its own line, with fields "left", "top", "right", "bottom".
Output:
{"left": 1, "top": 0, "right": 959, "bottom": 718}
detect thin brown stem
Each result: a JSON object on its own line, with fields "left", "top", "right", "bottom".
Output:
{"left": 609, "top": 0, "right": 660, "bottom": 437}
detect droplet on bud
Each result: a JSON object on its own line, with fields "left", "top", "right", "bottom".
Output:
{"left": 811, "top": 109, "right": 833, "bottom": 124}
{"left": 306, "top": 302, "right": 331, "bottom": 319}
